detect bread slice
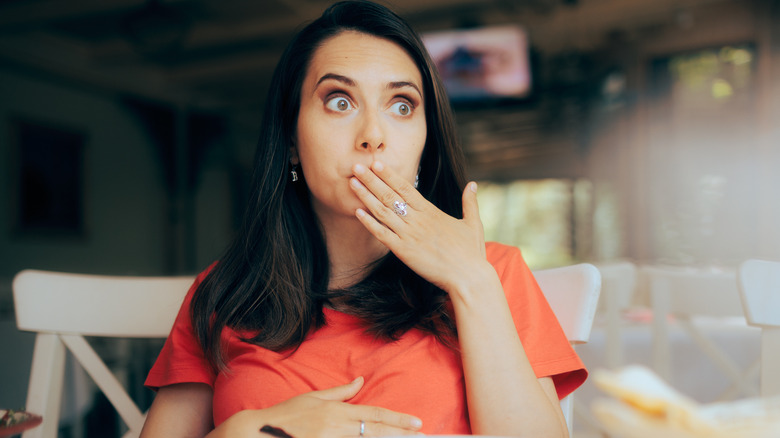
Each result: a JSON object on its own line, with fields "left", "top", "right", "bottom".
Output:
{"left": 591, "top": 366, "right": 780, "bottom": 438}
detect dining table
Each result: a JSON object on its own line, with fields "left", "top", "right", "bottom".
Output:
{"left": 572, "top": 312, "right": 762, "bottom": 436}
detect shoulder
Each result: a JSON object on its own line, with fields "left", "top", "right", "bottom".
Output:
{"left": 485, "top": 241, "right": 522, "bottom": 262}
{"left": 484, "top": 242, "right": 540, "bottom": 301}
{"left": 485, "top": 242, "right": 529, "bottom": 277}
{"left": 197, "top": 261, "right": 219, "bottom": 283}
{"left": 182, "top": 261, "right": 220, "bottom": 305}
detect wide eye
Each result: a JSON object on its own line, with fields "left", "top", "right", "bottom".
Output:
{"left": 390, "top": 100, "right": 414, "bottom": 116}
{"left": 326, "top": 96, "right": 352, "bottom": 112}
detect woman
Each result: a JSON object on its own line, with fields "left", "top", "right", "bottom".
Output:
{"left": 141, "top": 1, "right": 586, "bottom": 437}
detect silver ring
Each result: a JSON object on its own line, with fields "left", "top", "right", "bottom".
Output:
{"left": 392, "top": 200, "right": 408, "bottom": 217}
{"left": 359, "top": 420, "right": 365, "bottom": 437}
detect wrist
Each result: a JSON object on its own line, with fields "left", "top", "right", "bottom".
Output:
{"left": 445, "top": 260, "right": 502, "bottom": 306}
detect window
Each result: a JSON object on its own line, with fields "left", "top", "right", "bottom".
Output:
{"left": 10, "top": 118, "right": 86, "bottom": 237}
{"left": 477, "top": 178, "right": 598, "bottom": 269}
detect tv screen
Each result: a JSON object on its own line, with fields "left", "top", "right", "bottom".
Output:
{"left": 422, "top": 25, "right": 532, "bottom": 103}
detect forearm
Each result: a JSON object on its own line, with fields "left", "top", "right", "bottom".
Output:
{"left": 449, "top": 262, "right": 567, "bottom": 438}
{"left": 140, "top": 383, "right": 214, "bottom": 438}
{"left": 204, "top": 410, "right": 272, "bottom": 438}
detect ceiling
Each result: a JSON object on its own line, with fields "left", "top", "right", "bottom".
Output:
{"left": 0, "top": 0, "right": 731, "bottom": 116}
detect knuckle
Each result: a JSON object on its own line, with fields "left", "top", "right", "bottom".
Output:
{"left": 366, "top": 202, "right": 395, "bottom": 223}
{"left": 375, "top": 207, "right": 397, "bottom": 224}
{"left": 380, "top": 191, "right": 398, "bottom": 206}
{"left": 371, "top": 406, "right": 383, "bottom": 423}
{"left": 397, "top": 184, "right": 416, "bottom": 199}
{"left": 374, "top": 226, "right": 393, "bottom": 242}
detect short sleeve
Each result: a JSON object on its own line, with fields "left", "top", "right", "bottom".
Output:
{"left": 144, "top": 264, "right": 217, "bottom": 391}
{"left": 486, "top": 242, "right": 588, "bottom": 399}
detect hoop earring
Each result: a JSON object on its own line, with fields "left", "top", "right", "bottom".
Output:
{"left": 290, "top": 164, "right": 299, "bottom": 182}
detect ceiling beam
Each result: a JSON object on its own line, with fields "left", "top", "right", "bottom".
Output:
{"left": 87, "top": 0, "right": 492, "bottom": 59}
{"left": 0, "top": 32, "right": 199, "bottom": 106}
{"left": 0, "top": 0, "right": 187, "bottom": 31}
{"left": 163, "top": 52, "right": 280, "bottom": 83}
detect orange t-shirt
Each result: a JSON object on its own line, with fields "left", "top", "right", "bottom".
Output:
{"left": 145, "top": 242, "right": 587, "bottom": 434}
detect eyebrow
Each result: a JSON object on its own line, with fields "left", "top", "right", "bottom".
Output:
{"left": 315, "top": 73, "right": 423, "bottom": 98}
{"left": 315, "top": 73, "right": 355, "bottom": 88}
{"left": 388, "top": 80, "right": 423, "bottom": 98}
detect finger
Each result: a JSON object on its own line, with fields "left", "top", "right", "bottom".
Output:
{"left": 309, "top": 376, "right": 364, "bottom": 402}
{"left": 349, "top": 405, "right": 423, "bottom": 432}
{"left": 352, "top": 163, "right": 407, "bottom": 212}
{"left": 351, "top": 178, "right": 407, "bottom": 229}
{"left": 462, "top": 182, "right": 486, "bottom": 257}
{"left": 369, "top": 161, "right": 425, "bottom": 206}
{"left": 461, "top": 181, "right": 481, "bottom": 228}
{"left": 356, "top": 208, "right": 402, "bottom": 248}
{"left": 363, "top": 421, "right": 424, "bottom": 436}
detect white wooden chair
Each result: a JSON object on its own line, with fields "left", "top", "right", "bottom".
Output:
{"left": 13, "top": 265, "right": 599, "bottom": 438}
{"left": 533, "top": 263, "right": 602, "bottom": 437}
{"left": 13, "top": 269, "right": 195, "bottom": 438}
{"left": 737, "top": 259, "right": 780, "bottom": 397}
{"left": 643, "top": 265, "right": 759, "bottom": 401}
{"left": 594, "top": 260, "right": 639, "bottom": 369}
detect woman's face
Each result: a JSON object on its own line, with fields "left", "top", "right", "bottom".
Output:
{"left": 295, "top": 30, "right": 427, "bottom": 224}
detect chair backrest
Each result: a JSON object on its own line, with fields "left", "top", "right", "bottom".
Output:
{"left": 594, "top": 261, "right": 639, "bottom": 368}
{"left": 13, "top": 269, "right": 195, "bottom": 438}
{"left": 533, "top": 263, "right": 602, "bottom": 344}
{"left": 641, "top": 265, "right": 758, "bottom": 401}
{"left": 14, "top": 265, "right": 601, "bottom": 438}
{"left": 737, "top": 259, "right": 780, "bottom": 396}
{"left": 642, "top": 265, "right": 742, "bottom": 318}
{"left": 532, "top": 263, "right": 602, "bottom": 437}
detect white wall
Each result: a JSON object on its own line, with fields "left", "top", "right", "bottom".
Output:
{"left": 0, "top": 67, "right": 169, "bottom": 410}
{"left": 0, "top": 69, "right": 169, "bottom": 278}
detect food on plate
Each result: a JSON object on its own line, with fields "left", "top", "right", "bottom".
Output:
{"left": 591, "top": 365, "right": 780, "bottom": 438}
{"left": 592, "top": 365, "right": 715, "bottom": 434}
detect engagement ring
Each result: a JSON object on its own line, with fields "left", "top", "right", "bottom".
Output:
{"left": 393, "top": 200, "right": 408, "bottom": 217}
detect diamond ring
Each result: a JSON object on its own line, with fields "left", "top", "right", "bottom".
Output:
{"left": 393, "top": 200, "right": 408, "bottom": 217}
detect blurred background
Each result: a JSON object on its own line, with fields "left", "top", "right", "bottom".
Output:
{"left": 1, "top": 0, "right": 778, "bottom": 436}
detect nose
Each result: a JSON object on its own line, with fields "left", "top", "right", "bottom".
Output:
{"left": 356, "top": 110, "right": 384, "bottom": 152}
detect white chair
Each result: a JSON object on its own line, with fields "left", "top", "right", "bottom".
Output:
{"left": 594, "top": 260, "right": 639, "bottom": 369}
{"left": 14, "top": 265, "right": 599, "bottom": 438}
{"left": 643, "top": 265, "right": 759, "bottom": 401}
{"left": 13, "top": 269, "right": 194, "bottom": 438}
{"left": 737, "top": 259, "right": 780, "bottom": 397}
{"left": 533, "top": 263, "right": 602, "bottom": 437}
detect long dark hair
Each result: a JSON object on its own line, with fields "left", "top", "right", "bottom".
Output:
{"left": 192, "top": 0, "right": 468, "bottom": 370}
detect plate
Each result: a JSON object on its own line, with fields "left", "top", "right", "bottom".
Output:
{"left": 0, "top": 410, "right": 43, "bottom": 437}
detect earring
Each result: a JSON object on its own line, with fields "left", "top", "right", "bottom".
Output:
{"left": 414, "top": 173, "right": 419, "bottom": 189}
{"left": 290, "top": 164, "right": 299, "bottom": 182}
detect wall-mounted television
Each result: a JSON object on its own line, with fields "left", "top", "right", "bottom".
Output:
{"left": 422, "top": 25, "right": 532, "bottom": 104}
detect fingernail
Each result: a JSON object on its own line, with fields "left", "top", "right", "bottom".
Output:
{"left": 352, "top": 376, "right": 364, "bottom": 384}
{"left": 356, "top": 209, "right": 366, "bottom": 218}
{"left": 372, "top": 161, "right": 384, "bottom": 171}
{"left": 350, "top": 177, "right": 363, "bottom": 189}
{"left": 354, "top": 164, "right": 366, "bottom": 174}
{"left": 411, "top": 417, "right": 423, "bottom": 428}
{"left": 469, "top": 182, "right": 478, "bottom": 193}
